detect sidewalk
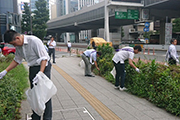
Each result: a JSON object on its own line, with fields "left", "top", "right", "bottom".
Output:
{"left": 21, "top": 55, "right": 180, "bottom": 120}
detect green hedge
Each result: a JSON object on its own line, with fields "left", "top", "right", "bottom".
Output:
{"left": 0, "top": 55, "right": 29, "bottom": 120}
{"left": 93, "top": 44, "right": 180, "bottom": 116}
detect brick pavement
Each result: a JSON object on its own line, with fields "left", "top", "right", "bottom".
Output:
{"left": 21, "top": 54, "right": 180, "bottom": 120}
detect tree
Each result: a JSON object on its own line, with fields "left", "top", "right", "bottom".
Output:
{"left": 173, "top": 18, "right": 180, "bottom": 33}
{"left": 121, "top": 26, "right": 124, "bottom": 38}
{"left": 32, "top": 0, "right": 49, "bottom": 40}
{"left": 21, "top": 3, "right": 31, "bottom": 34}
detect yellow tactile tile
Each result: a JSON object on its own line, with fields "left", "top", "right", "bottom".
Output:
{"left": 53, "top": 65, "right": 121, "bottom": 120}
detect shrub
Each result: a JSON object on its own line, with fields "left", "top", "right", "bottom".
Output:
{"left": 93, "top": 44, "right": 114, "bottom": 83}
{"left": 93, "top": 45, "right": 180, "bottom": 116}
{"left": 126, "top": 60, "right": 180, "bottom": 116}
{"left": 0, "top": 55, "right": 29, "bottom": 119}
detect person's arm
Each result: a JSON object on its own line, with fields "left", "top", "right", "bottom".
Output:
{"left": 49, "top": 41, "right": 53, "bottom": 46}
{"left": 94, "top": 61, "right": 100, "bottom": 71}
{"left": 40, "top": 60, "right": 47, "bottom": 72}
{"left": 0, "top": 60, "right": 19, "bottom": 79}
{"left": 128, "top": 58, "right": 137, "bottom": 69}
{"left": 6, "top": 60, "right": 19, "bottom": 72}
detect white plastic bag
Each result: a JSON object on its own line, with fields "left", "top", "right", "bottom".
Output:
{"left": 80, "top": 60, "right": 85, "bottom": 68}
{"left": 26, "top": 72, "right": 57, "bottom": 116}
{"left": 110, "top": 67, "right": 116, "bottom": 78}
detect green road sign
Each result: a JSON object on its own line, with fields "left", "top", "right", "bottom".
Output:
{"left": 115, "top": 9, "right": 139, "bottom": 20}
{"left": 115, "top": 11, "right": 127, "bottom": 19}
{"left": 127, "top": 9, "right": 139, "bottom": 20}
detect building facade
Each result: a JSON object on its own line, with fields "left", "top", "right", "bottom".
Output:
{"left": 0, "top": 0, "right": 20, "bottom": 42}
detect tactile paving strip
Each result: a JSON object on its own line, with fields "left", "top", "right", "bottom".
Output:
{"left": 53, "top": 65, "right": 121, "bottom": 120}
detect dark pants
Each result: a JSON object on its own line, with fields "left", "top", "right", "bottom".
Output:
{"left": 48, "top": 48, "right": 55, "bottom": 63}
{"left": 113, "top": 61, "right": 125, "bottom": 88}
{"left": 168, "top": 58, "right": 176, "bottom": 65}
{"left": 68, "top": 47, "right": 71, "bottom": 52}
{"left": 29, "top": 61, "right": 52, "bottom": 120}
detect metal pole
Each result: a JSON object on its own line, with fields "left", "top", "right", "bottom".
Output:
{"left": 104, "top": 0, "right": 110, "bottom": 42}
{"left": 66, "top": 0, "right": 70, "bottom": 43}
{"left": 30, "top": 0, "right": 32, "bottom": 35}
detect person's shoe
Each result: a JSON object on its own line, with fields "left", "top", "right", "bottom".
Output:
{"left": 114, "top": 86, "right": 119, "bottom": 89}
{"left": 53, "top": 62, "right": 56, "bottom": 64}
{"left": 119, "top": 87, "right": 127, "bottom": 91}
{"left": 85, "top": 74, "right": 95, "bottom": 77}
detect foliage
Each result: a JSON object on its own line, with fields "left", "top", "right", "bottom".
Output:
{"left": 93, "top": 44, "right": 114, "bottom": 83}
{"left": 121, "top": 27, "right": 124, "bottom": 38}
{"left": 143, "top": 31, "right": 154, "bottom": 40}
{"left": 21, "top": 3, "right": 31, "bottom": 34}
{"left": 0, "top": 55, "right": 29, "bottom": 119}
{"left": 92, "top": 45, "right": 180, "bottom": 116}
{"left": 32, "top": 0, "right": 49, "bottom": 40}
{"left": 173, "top": 18, "right": 180, "bottom": 33}
{"left": 126, "top": 60, "right": 180, "bottom": 116}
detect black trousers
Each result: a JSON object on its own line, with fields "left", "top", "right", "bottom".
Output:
{"left": 29, "top": 61, "right": 52, "bottom": 120}
{"left": 48, "top": 48, "right": 55, "bottom": 63}
{"left": 113, "top": 61, "right": 125, "bottom": 88}
{"left": 168, "top": 58, "right": 176, "bottom": 65}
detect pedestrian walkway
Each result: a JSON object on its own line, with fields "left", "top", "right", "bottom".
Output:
{"left": 21, "top": 56, "right": 180, "bottom": 120}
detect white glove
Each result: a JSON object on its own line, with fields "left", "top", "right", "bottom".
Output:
{"left": 164, "top": 63, "right": 169, "bottom": 66}
{"left": 176, "top": 59, "right": 179, "bottom": 63}
{"left": 32, "top": 71, "right": 43, "bottom": 84}
{"left": 0, "top": 70, "right": 7, "bottom": 79}
{"left": 135, "top": 68, "right": 140, "bottom": 73}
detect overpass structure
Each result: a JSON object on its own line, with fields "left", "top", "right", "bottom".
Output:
{"left": 47, "top": 0, "right": 180, "bottom": 44}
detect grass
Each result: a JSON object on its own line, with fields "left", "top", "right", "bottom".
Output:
{"left": 0, "top": 55, "right": 29, "bottom": 120}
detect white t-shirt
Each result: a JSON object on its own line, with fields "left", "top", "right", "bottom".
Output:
{"left": 112, "top": 47, "right": 134, "bottom": 64}
{"left": 83, "top": 49, "right": 97, "bottom": 61}
{"left": 166, "top": 44, "right": 179, "bottom": 61}
{"left": 67, "top": 42, "right": 71, "bottom": 47}
{"left": 47, "top": 40, "right": 56, "bottom": 49}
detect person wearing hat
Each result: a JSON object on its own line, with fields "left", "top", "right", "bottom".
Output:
{"left": 81, "top": 49, "right": 102, "bottom": 77}
{"left": 112, "top": 45, "right": 142, "bottom": 91}
{"left": 166, "top": 38, "right": 179, "bottom": 65}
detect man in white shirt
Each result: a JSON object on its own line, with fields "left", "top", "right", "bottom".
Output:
{"left": 0, "top": 30, "right": 52, "bottom": 120}
{"left": 112, "top": 46, "right": 142, "bottom": 91}
{"left": 166, "top": 38, "right": 179, "bottom": 65}
{"left": 47, "top": 36, "right": 56, "bottom": 63}
{"left": 67, "top": 41, "right": 71, "bottom": 54}
{"left": 81, "top": 49, "right": 101, "bottom": 77}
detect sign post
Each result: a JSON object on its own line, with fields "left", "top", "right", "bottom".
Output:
{"left": 144, "top": 22, "right": 150, "bottom": 43}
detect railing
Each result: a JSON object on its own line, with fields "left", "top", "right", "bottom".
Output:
{"left": 112, "top": 0, "right": 142, "bottom": 3}
{"left": 144, "top": 0, "right": 168, "bottom": 6}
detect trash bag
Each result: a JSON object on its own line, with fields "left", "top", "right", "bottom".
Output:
{"left": 110, "top": 67, "right": 116, "bottom": 78}
{"left": 80, "top": 60, "right": 85, "bottom": 68}
{"left": 26, "top": 72, "right": 57, "bottom": 116}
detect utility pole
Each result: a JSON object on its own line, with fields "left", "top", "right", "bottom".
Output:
{"left": 104, "top": 0, "right": 110, "bottom": 42}
{"left": 65, "top": 0, "right": 70, "bottom": 43}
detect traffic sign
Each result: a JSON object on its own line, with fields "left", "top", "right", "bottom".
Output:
{"left": 127, "top": 9, "right": 139, "bottom": 20}
{"left": 143, "top": 27, "right": 149, "bottom": 32}
{"left": 115, "top": 11, "right": 127, "bottom": 19}
{"left": 115, "top": 9, "right": 139, "bottom": 20}
{"left": 144, "top": 22, "right": 150, "bottom": 27}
